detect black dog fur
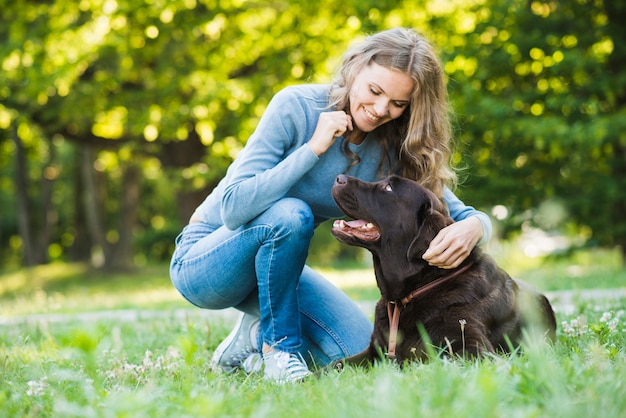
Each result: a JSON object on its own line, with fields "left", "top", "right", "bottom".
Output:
{"left": 330, "top": 174, "right": 557, "bottom": 366}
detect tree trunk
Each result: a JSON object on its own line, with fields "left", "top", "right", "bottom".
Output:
{"left": 175, "top": 187, "right": 213, "bottom": 225}
{"left": 109, "top": 163, "right": 141, "bottom": 271}
{"left": 34, "top": 138, "right": 58, "bottom": 264}
{"left": 611, "top": 142, "right": 626, "bottom": 265}
{"left": 605, "top": 1, "right": 626, "bottom": 265}
{"left": 80, "top": 144, "right": 111, "bottom": 268}
{"left": 68, "top": 147, "right": 92, "bottom": 262}
{"left": 12, "top": 124, "right": 35, "bottom": 266}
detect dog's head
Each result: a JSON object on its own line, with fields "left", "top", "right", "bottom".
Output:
{"left": 331, "top": 174, "right": 452, "bottom": 289}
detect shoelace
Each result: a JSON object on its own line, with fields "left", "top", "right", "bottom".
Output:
{"left": 242, "top": 352, "right": 262, "bottom": 373}
{"left": 275, "top": 352, "right": 310, "bottom": 380}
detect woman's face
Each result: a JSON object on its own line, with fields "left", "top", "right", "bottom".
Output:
{"left": 348, "top": 62, "right": 414, "bottom": 139}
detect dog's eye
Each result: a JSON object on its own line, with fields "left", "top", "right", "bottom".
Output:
{"left": 384, "top": 183, "right": 393, "bottom": 192}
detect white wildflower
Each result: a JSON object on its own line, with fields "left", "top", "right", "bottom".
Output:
{"left": 459, "top": 319, "right": 467, "bottom": 330}
{"left": 26, "top": 377, "right": 49, "bottom": 397}
{"left": 599, "top": 311, "right": 621, "bottom": 333}
{"left": 101, "top": 347, "right": 183, "bottom": 388}
{"left": 166, "top": 346, "right": 181, "bottom": 360}
{"left": 562, "top": 316, "right": 588, "bottom": 337}
{"left": 142, "top": 350, "right": 154, "bottom": 370}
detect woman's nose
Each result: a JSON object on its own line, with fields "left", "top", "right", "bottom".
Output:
{"left": 373, "top": 99, "right": 389, "bottom": 116}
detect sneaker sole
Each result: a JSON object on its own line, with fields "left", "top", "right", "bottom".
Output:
{"left": 210, "top": 314, "right": 247, "bottom": 373}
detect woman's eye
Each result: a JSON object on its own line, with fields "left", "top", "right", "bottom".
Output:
{"left": 384, "top": 184, "right": 393, "bottom": 192}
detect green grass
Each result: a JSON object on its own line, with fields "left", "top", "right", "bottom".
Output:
{"left": 1, "top": 302, "right": 625, "bottom": 417}
{"left": 1, "top": 248, "right": 625, "bottom": 417}
{"left": 2, "top": 247, "right": 623, "bottom": 318}
{"left": 0, "top": 263, "right": 186, "bottom": 318}
{"left": 491, "top": 246, "right": 626, "bottom": 291}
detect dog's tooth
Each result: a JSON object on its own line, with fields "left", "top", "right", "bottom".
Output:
{"left": 365, "top": 223, "right": 374, "bottom": 229}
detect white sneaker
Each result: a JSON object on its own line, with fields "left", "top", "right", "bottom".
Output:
{"left": 210, "top": 313, "right": 260, "bottom": 373}
{"left": 263, "top": 350, "right": 311, "bottom": 384}
{"left": 241, "top": 352, "right": 263, "bottom": 373}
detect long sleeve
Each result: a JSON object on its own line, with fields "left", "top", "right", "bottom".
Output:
{"left": 220, "top": 87, "right": 323, "bottom": 229}
{"left": 443, "top": 187, "right": 493, "bottom": 245}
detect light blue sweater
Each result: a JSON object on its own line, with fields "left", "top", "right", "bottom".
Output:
{"left": 192, "top": 84, "right": 492, "bottom": 244}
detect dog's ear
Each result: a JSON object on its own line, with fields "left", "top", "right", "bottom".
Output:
{"left": 406, "top": 199, "right": 434, "bottom": 261}
{"left": 406, "top": 196, "right": 450, "bottom": 262}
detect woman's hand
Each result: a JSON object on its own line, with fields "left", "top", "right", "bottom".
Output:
{"left": 307, "top": 111, "right": 353, "bottom": 156}
{"left": 422, "top": 216, "right": 483, "bottom": 269}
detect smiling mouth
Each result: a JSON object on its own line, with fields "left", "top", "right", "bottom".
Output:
{"left": 363, "top": 108, "right": 380, "bottom": 123}
{"left": 332, "top": 219, "right": 381, "bottom": 242}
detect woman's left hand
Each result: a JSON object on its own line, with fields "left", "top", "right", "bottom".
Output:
{"left": 422, "top": 216, "right": 483, "bottom": 269}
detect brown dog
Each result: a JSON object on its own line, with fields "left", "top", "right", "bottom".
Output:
{"left": 330, "top": 174, "right": 556, "bottom": 365}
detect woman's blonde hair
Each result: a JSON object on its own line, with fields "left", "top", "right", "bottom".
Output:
{"left": 329, "top": 27, "right": 457, "bottom": 197}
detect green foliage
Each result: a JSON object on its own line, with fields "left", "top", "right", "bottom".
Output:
{"left": 437, "top": 1, "right": 626, "bottom": 250}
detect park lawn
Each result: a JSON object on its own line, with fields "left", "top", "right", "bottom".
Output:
{"left": 1, "top": 247, "right": 625, "bottom": 417}
{"left": 1, "top": 246, "right": 624, "bottom": 318}
{"left": 1, "top": 298, "right": 625, "bottom": 417}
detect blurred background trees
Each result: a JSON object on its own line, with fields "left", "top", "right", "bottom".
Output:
{"left": 1, "top": 0, "right": 623, "bottom": 270}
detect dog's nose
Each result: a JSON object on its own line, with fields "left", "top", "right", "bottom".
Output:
{"left": 336, "top": 174, "right": 348, "bottom": 185}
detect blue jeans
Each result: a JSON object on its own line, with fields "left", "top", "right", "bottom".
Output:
{"left": 169, "top": 197, "right": 373, "bottom": 366}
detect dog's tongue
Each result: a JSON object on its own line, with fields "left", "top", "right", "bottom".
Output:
{"left": 333, "top": 219, "right": 372, "bottom": 229}
{"left": 332, "top": 219, "right": 380, "bottom": 245}
{"left": 344, "top": 219, "right": 368, "bottom": 228}
{"left": 332, "top": 218, "right": 380, "bottom": 242}
{"left": 333, "top": 219, "right": 377, "bottom": 231}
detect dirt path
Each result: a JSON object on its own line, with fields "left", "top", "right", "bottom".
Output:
{"left": 2, "top": 288, "right": 625, "bottom": 328}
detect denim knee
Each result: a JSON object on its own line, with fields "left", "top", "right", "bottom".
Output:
{"left": 260, "top": 198, "right": 315, "bottom": 242}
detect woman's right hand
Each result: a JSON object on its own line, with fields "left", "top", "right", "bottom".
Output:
{"left": 307, "top": 111, "right": 353, "bottom": 156}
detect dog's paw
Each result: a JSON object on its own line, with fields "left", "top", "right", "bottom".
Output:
{"left": 330, "top": 359, "right": 345, "bottom": 372}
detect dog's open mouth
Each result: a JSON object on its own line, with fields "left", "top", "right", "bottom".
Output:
{"left": 332, "top": 219, "right": 381, "bottom": 242}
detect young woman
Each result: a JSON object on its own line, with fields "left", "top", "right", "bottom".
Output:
{"left": 170, "top": 27, "right": 492, "bottom": 383}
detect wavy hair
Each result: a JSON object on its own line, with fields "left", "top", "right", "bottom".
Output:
{"left": 328, "top": 27, "right": 457, "bottom": 197}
